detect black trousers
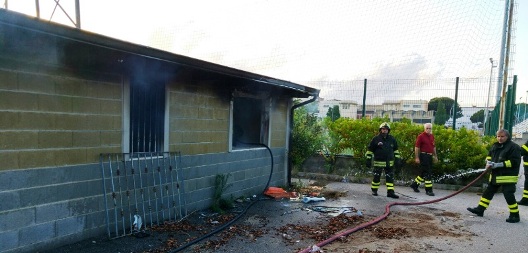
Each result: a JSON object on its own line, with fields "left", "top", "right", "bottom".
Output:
{"left": 371, "top": 165, "right": 396, "bottom": 193}
{"left": 524, "top": 167, "right": 528, "bottom": 190}
{"left": 418, "top": 153, "right": 433, "bottom": 180}
{"left": 413, "top": 153, "right": 434, "bottom": 191}
{"left": 372, "top": 166, "right": 394, "bottom": 184}
{"left": 482, "top": 183, "right": 517, "bottom": 207}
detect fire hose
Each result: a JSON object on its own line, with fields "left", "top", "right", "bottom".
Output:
{"left": 297, "top": 168, "right": 489, "bottom": 253}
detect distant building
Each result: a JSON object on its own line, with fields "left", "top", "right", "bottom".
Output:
{"left": 316, "top": 98, "right": 359, "bottom": 119}
{"left": 317, "top": 98, "right": 433, "bottom": 123}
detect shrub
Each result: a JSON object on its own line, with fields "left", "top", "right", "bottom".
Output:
{"left": 210, "top": 174, "right": 233, "bottom": 213}
{"left": 290, "top": 104, "right": 323, "bottom": 171}
{"left": 321, "top": 118, "right": 492, "bottom": 181}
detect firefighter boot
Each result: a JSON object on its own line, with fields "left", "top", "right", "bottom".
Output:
{"left": 387, "top": 190, "right": 399, "bottom": 199}
{"left": 467, "top": 206, "right": 485, "bottom": 217}
{"left": 506, "top": 212, "right": 520, "bottom": 223}
{"left": 372, "top": 190, "right": 378, "bottom": 196}
{"left": 518, "top": 198, "right": 528, "bottom": 206}
{"left": 425, "top": 190, "right": 435, "bottom": 196}
{"left": 410, "top": 181, "right": 420, "bottom": 193}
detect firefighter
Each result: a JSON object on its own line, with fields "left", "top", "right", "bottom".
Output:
{"left": 467, "top": 129, "right": 521, "bottom": 223}
{"left": 518, "top": 139, "right": 528, "bottom": 206}
{"left": 365, "top": 122, "right": 401, "bottom": 198}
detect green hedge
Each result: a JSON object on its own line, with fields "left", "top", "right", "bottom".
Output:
{"left": 322, "top": 117, "right": 494, "bottom": 179}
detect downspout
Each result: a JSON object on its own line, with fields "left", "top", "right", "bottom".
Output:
{"left": 288, "top": 92, "right": 320, "bottom": 186}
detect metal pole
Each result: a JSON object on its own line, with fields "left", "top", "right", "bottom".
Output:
{"left": 75, "top": 0, "right": 81, "bottom": 29}
{"left": 35, "top": 0, "right": 40, "bottom": 18}
{"left": 499, "top": 0, "right": 515, "bottom": 130}
{"left": 525, "top": 91, "right": 527, "bottom": 122}
{"left": 496, "top": 0, "right": 511, "bottom": 103}
{"left": 484, "top": 58, "right": 495, "bottom": 133}
{"left": 362, "top": 79, "right": 367, "bottom": 118}
{"left": 452, "top": 77, "right": 459, "bottom": 130}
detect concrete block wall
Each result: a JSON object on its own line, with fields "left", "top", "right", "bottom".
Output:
{"left": 0, "top": 67, "right": 123, "bottom": 252}
{"left": 167, "top": 79, "right": 292, "bottom": 153}
{"left": 167, "top": 79, "right": 230, "bottom": 155}
{"left": 270, "top": 98, "right": 289, "bottom": 148}
{"left": 0, "top": 150, "right": 286, "bottom": 253}
{"left": 0, "top": 68, "right": 123, "bottom": 171}
{"left": 0, "top": 67, "right": 291, "bottom": 252}
{"left": 178, "top": 148, "right": 286, "bottom": 213}
{"left": 0, "top": 164, "right": 106, "bottom": 253}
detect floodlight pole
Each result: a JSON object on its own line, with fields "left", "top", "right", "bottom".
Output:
{"left": 484, "top": 58, "right": 496, "bottom": 134}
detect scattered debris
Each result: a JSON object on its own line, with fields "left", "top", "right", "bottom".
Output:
{"left": 302, "top": 196, "right": 326, "bottom": 203}
{"left": 309, "top": 245, "right": 323, "bottom": 252}
{"left": 264, "top": 187, "right": 298, "bottom": 199}
{"left": 308, "top": 206, "right": 362, "bottom": 217}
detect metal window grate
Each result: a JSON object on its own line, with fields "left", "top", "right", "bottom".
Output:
{"left": 99, "top": 152, "right": 186, "bottom": 239}
{"left": 130, "top": 80, "right": 165, "bottom": 153}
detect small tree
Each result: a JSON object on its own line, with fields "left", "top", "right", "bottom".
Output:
{"left": 326, "top": 105, "right": 341, "bottom": 122}
{"left": 470, "top": 109, "right": 484, "bottom": 123}
{"left": 429, "top": 97, "right": 462, "bottom": 119}
{"left": 291, "top": 103, "right": 323, "bottom": 171}
{"left": 434, "top": 101, "right": 449, "bottom": 125}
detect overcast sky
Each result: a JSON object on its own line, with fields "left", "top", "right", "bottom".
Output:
{"left": 4, "top": 0, "right": 527, "bottom": 104}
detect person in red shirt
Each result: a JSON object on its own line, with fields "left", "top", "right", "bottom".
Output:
{"left": 411, "top": 123, "right": 438, "bottom": 196}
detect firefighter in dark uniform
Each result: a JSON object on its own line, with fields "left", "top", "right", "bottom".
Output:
{"left": 467, "top": 129, "right": 521, "bottom": 223}
{"left": 365, "top": 122, "right": 401, "bottom": 199}
{"left": 518, "top": 139, "right": 528, "bottom": 206}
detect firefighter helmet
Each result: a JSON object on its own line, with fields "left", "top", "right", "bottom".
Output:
{"left": 379, "top": 122, "right": 391, "bottom": 132}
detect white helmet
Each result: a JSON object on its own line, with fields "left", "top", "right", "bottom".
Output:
{"left": 379, "top": 122, "right": 391, "bottom": 132}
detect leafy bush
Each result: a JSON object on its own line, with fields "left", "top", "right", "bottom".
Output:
{"left": 434, "top": 127, "right": 493, "bottom": 175}
{"left": 320, "top": 118, "right": 493, "bottom": 180}
{"left": 290, "top": 104, "right": 323, "bottom": 171}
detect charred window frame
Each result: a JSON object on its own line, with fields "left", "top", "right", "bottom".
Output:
{"left": 126, "top": 79, "right": 166, "bottom": 153}
{"left": 230, "top": 93, "right": 270, "bottom": 151}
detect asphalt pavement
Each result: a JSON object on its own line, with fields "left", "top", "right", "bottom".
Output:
{"left": 46, "top": 173, "right": 528, "bottom": 253}
{"left": 301, "top": 174, "right": 528, "bottom": 253}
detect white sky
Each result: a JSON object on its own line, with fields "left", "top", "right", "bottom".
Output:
{"left": 3, "top": 0, "right": 527, "bottom": 104}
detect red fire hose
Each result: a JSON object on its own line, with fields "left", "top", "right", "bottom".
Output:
{"left": 298, "top": 169, "right": 489, "bottom": 253}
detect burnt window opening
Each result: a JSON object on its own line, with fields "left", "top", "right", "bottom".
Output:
{"left": 232, "top": 96, "right": 270, "bottom": 150}
{"left": 129, "top": 80, "right": 165, "bottom": 153}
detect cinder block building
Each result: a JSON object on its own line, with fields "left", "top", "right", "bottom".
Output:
{"left": 0, "top": 10, "right": 318, "bottom": 252}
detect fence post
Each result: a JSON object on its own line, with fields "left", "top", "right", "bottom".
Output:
{"left": 362, "top": 79, "right": 367, "bottom": 118}
{"left": 504, "top": 75, "right": 517, "bottom": 134}
{"left": 452, "top": 77, "right": 459, "bottom": 130}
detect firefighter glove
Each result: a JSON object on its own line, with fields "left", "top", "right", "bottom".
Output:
{"left": 490, "top": 162, "right": 504, "bottom": 169}
{"left": 366, "top": 159, "right": 372, "bottom": 168}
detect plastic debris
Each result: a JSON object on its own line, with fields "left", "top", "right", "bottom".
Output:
{"left": 302, "top": 196, "right": 326, "bottom": 203}
{"left": 264, "top": 187, "right": 298, "bottom": 199}
{"left": 282, "top": 233, "right": 293, "bottom": 240}
{"left": 309, "top": 245, "right": 323, "bottom": 252}
{"left": 132, "top": 215, "right": 150, "bottom": 238}
{"left": 132, "top": 214, "right": 143, "bottom": 232}
{"left": 308, "top": 206, "right": 362, "bottom": 217}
